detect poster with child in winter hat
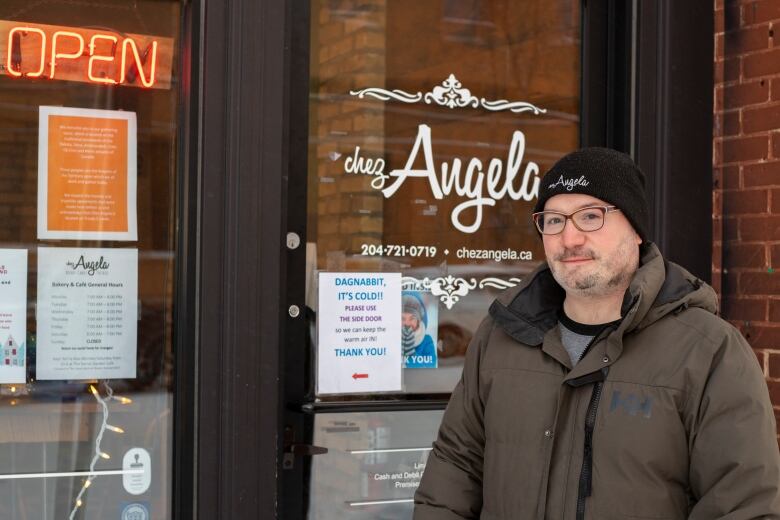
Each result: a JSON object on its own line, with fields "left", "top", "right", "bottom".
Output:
{"left": 402, "top": 291, "right": 438, "bottom": 369}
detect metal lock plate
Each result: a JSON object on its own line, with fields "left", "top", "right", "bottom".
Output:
{"left": 286, "top": 232, "right": 300, "bottom": 250}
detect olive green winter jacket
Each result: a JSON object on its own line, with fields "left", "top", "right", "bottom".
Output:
{"left": 414, "top": 243, "right": 780, "bottom": 519}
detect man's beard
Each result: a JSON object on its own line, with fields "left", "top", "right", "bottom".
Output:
{"left": 548, "top": 234, "right": 639, "bottom": 297}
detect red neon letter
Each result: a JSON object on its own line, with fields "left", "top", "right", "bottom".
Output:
{"left": 88, "top": 34, "right": 118, "bottom": 84}
{"left": 120, "top": 38, "right": 158, "bottom": 88}
{"left": 6, "top": 27, "right": 46, "bottom": 77}
{"left": 50, "top": 31, "right": 84, "bottom": 79}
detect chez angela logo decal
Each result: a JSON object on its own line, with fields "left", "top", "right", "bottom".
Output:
{"left": 66, "top": 255, "right": 110, "bottom": 275}
{"left": 345, "top": 74, "right": 548, "bottom": 234}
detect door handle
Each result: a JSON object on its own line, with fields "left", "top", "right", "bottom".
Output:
{"left": 283, "top": 425, "right": 328, "bottom": 470}
{"left": 286, "top": 443, "right": 328, "bottom": 456}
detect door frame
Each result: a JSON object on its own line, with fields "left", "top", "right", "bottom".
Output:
{"left": 183, "top": 0, "right": 714, "bottom": 518}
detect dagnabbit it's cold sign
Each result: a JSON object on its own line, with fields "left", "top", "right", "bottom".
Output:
{"left": 317, "top": 273, "right": 402, "bottom": 395}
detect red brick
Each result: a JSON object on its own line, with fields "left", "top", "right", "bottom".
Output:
{"left": 714, "top": 85, "right": 723, "bottom": 112}
{"left": 773, "top": 132, "right": 780, "bottom": 158}
{"left": 712, "top": 272, "right": 723, "bottom": 296}
{"left": 724, "top": 23, "right": 772, "bottom": 55}
{"left": 773, "top": 79, "right": 780, "bottom": 101}
{"left": 713, "top": 217, "right": 724, "bottom": 241}
{"left": 772, "top": 244, "right": 780, "bottom": 264}
{"left": 722, "top": 135, "right": 769, "bottom": 163}
{"left": 773, "top": 189, "right": 780, "bottom": 213}
{"left": 714, "top": 190, "right": 723, "bottom": 214}
{"left": 741, "top": 271, "right": 780, "bottom": 295}
{"left": 715, "top": 60, "right": 725, "bottom": 85}
{"left": 744, "top": 48, "right": 780, "bottom": 78}
{"left": 744, "top": 325, "right": 780, "bottom": 349}
{"left": 723, "top": 188, "right": 768, "bottom": 214}
{"left": 755, "top": 348, "right": 767, "bottom": 372}
{"left": 743, "top": 0, "right": 780, "bottom": 25}
{"left": 714, "top": 243, "right": 723, "bottom": 271}
{"left": 728, "top": 319, "right": 746, "bottom": 333}
{"left": 717, "top": 165, "right": 742, "bottom": 189}
{"left": 724, "top": 56, "right": 742, "bottom": 82}
{"left": 725, "top": 110, "right": 742, "bottom": 136}
{"left": 723, "top": 270, "right": 740, "bottom": 295}
{"left": 725, "top": 80, "right": 770, "bottom": 109}
{"left": 724, "top": 1, "right": 743, "bottom": 31}
{"left": 744, "top": 104, "right": 780, "bottom": 133}
{"left": 771, "top": 353, "right": 780, "bottom": 378}
{"left": 715, "top": 9, "right": 725, "bottom": 34}
{"left": 743, "top": 161, "right": 780, "bottom": 187}
{"left": 716, "top": 33, "right": 725, "bottom": 59}
{"left": 724, "top": 242, "right": 767, "bottom": 268}
{"left": 722, "top": 297, "right": 768, "bottom": 321}
{"left": 724, "top": 216, "right": 741, "bottom": 241}
{"left": 713, "top": 110, "right": 740, "bottom": 137}
{"left": 740, "top": 215, "right": 780, "bottom": 240}
{"left": 754, "top": 346, "right": 769, "bottom": 368}
{"left": 770, "top": 299, "right": 780, "bottom": 321}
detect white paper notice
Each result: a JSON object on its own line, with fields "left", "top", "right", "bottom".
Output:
{"left": 317, "top": 272, "right": 402, "bottom": 395}
{"left": 36, "top": 247, "right": 138, "bottom": 380}
{"left": 0, "top": 249, "right": 28, "bottom": 384}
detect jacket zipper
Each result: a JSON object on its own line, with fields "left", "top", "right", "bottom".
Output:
{"left": 576, "top": 380, "right": 603, "bottom": 520}
{"left": 572, "top": 325, "right": 614, "bottom": 520}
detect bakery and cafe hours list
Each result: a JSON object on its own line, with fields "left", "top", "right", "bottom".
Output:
{"left": 37, "top": 247, "right": 138, "bottom": 380}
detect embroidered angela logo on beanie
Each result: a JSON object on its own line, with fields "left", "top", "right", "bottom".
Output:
{"left": 548, "top": 174, "right": 589, "bottom": 192}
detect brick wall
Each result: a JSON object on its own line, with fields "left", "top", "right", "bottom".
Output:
{"left": 310, "top": 0, "right": 388, "bottom": 272}
{"left": 713, "top": 0, "right": 780, "bottom": 440}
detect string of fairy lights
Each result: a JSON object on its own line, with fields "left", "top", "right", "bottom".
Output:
{"left": 68, "top": 381, "right": 132, "bottom": 520}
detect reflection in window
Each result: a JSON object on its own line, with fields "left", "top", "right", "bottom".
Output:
{"left": 307, "top": 0, "right": 581, "bottom": 396}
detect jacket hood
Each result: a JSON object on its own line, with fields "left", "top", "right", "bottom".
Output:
{"left": 489, "top": 243, "right": 717, "bottom": 347}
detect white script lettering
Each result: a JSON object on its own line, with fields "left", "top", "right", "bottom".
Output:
{"left": 547, "top": 174, "right": 589, "bottom": 192}
{"left": 382, "top": 125, "right": 539, "bottom": 233}
{"left": 342, "top": 125, "right": 540, "bottom": 233}
{"left": 344, "top": 146, "right": 389, "bottom": 190}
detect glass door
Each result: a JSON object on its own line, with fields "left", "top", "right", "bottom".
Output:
{"left": 287, "top": 1, "right": 583, "bottom": 518}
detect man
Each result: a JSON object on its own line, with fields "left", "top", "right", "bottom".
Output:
{"left": 414, "top": 147, "right": 780, "bottom": 519}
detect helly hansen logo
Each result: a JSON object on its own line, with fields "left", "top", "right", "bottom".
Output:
{"left": 609, "top": 390, "right": 653, "bottom": 419}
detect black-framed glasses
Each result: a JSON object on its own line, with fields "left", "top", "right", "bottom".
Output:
{"left": 532, "top": 206, "right": 621, "bottom": 235}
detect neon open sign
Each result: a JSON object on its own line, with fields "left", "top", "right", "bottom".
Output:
{"left": 0, "top": 20, "right": 173, "bottom": 89}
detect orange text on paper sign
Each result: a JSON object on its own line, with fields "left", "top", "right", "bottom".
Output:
{"left": 0, "top": 20, "right": 173, "bottom": 89}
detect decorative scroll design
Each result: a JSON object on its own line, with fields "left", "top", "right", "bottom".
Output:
{"left": 349, "top": 74, "right": 547, "bottom": 115}
{"left": 480, "top": 99, "right": 547, "bottom": 115}
{"left": 402, "top": 275, "right": 524, "bottom": 310}
{"left": 478, "top": 277, "right": 524, "bottom": 289}
{"left": 349, "top": 88, "right": 422, "bottom": 104}
{"left": 423, "top": 74, "right": 479, "bottom": 109}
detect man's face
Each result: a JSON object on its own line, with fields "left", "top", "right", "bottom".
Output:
{"left": 402, "top": 312, "right": 419, "bottom": 330}
{"left": 542, "top": 194, "right": 642, "bottom": 297}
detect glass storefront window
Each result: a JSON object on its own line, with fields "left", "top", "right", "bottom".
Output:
{"left": 0, "top": 1, "right": 182, "bottom": 517}
{"left": 307, "top": 0, "right": 581, "bottom": 396}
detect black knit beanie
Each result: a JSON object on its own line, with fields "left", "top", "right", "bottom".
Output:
{"left": 533, "top": 147, "right": 649, "bottom": 240}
